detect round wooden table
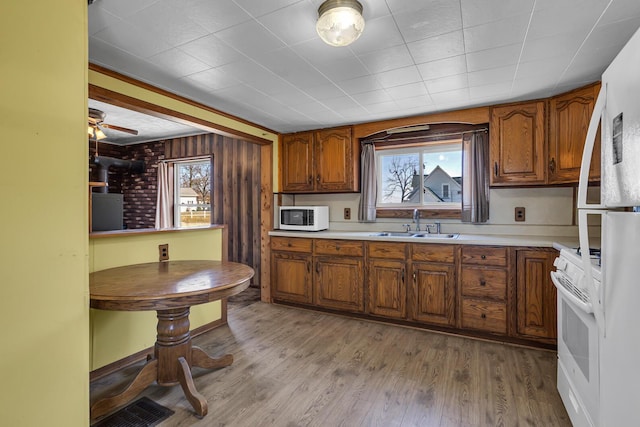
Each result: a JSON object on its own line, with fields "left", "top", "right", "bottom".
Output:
{"left": 90, "top": 260, "right": 254, "bottom": 419}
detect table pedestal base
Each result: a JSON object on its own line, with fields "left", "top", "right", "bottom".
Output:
{"left": 90, "top": 307, "right": 232, "bottom": 420}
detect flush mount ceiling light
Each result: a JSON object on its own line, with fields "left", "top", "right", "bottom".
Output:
{"left": 316, "top": 0, "right": 365, "bottom": 47}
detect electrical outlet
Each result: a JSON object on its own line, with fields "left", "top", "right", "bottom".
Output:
{"left": 344, "top": 207, "right": 351, "bottom": 220}
{"left": 515, "top": 207, "right": 526, "bottom": 222}
{"left": 159, "top": 243, "right": 169, "bottom": 261}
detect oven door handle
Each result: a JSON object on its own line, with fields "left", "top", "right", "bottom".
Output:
{"left": 550, "top": 271, "right": 594, "bottom": 314}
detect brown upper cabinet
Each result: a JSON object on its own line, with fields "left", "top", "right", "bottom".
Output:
{"left": 490, "top": 82, "right": 601, "bottom": 187}
{"left": 280, "top": 126, "right": 359, "bottom": 193}
{"left": 548, "top": 83, "right": 601, "bottom": 184}
{"left": 490, "top": 101, "right": 547, "bottom": 186}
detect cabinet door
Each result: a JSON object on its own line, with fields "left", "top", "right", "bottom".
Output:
{"left": 281, "top": 132, "right": 314, "bottom": 192}
{"left": 315, "top": 127, "right": 358, "bottom": 192}
{"left": 516, "top": 249, "right": 557, "bottom": 341}
{"left": 548, "top": 83, "right": 601, "bottom": 184}
{"left": 271, "top": 251, "right": 313, "bottom": 304}
{"left": 315, "top": 256, "right": 364, "bottom": 312}
{"left": 367, "top": 259, "right": 406, "bottom": 319}
{"left": 411, "top": 262, "right": 456, "bottom": 327}
{"left": 490, "top": 101, "right": 546, "bottom": 185}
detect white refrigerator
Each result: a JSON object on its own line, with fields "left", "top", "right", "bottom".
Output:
{"left": 577, "top": 26, "right": 640, "bottom": 427}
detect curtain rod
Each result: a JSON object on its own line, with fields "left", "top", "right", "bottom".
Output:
{"left": 159, "top": 155, "right": 212, "bottom": 163}
{"left": 363, "top": 128, "right": 488, "bottom": 144}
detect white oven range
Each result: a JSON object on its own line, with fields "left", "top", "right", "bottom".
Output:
{"left": 551, "top": 247, "right": 601, "bottom": 427}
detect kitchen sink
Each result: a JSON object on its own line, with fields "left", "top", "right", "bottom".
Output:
{"left": 411, "top": 233, "right": 459, "bottom": 239}
{"left": 369, "top": 231, "right": 413, "bottom": 237}
{"left": 369, "top": 232, "right": 459, "bottom": 239}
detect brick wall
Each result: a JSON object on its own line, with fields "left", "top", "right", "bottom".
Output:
{"left": 90, "top": 140, "right": 165, "bottom": 229}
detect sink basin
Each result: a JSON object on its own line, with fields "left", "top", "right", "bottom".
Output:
{"left": 369, "top": 232, "right": 459, "bottom": 239}
{"left": 369, "top": 231, "right": 413, "bottom": 237}
{"left": 411, "top": 233, "right": 459, "bottom": 239}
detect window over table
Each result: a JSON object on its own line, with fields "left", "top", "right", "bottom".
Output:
{"left": 174, "top": 158, "right": 212, "bottom": 228}
{"left": 375, "top": 139, "right": 462, "bottom": 209}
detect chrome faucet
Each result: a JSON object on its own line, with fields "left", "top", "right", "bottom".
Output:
{"left": 424, "top": 222, "right": 441, "bottom": 234}
{"left": 412, "top": 209, "right": 421, "bottom": 231}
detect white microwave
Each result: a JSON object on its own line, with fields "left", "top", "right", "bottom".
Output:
{"left": 279, "top": 206, "right": 329, "bottom": 231}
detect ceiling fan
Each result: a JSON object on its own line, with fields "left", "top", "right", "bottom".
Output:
{"left": 88, "top": 107, "right": 138, "bottom": 140}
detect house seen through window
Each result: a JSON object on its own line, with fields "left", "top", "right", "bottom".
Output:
{"left": 376, "top": 139, "right": 462, "bottom": 208}
{"left": 174, "top": 158, "right": 212, "bottom": 228}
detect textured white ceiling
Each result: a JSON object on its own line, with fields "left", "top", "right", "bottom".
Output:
{"left": 89, "top": 99, "right": 206, "bottom": 144}
{"left": 88, "top": 0, "right": 640, "bottom": 136}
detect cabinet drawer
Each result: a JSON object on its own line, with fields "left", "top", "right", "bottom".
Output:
{"left": 367, "top": 242, "right": 406, "bottom": 259}
{"left": 461, "top": 246, "right": 507, "bottom": 266}
{"left": 411, "top": 244, "right": 455, "bottom": 263}
{"left": 461, "top": 298, "right": 507, "bottom": 334}
{"left": 461, "top": 267, "right": 507, "bottom": 301}
{"left": 271, "top": 237, "right": 313, "bottom": 253}
{"left": 315, "top": 239, "right": 363, "bottom": 257}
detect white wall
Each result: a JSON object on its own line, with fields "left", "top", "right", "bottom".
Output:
{"left": 280, "top": 186, "right": 580, "bottom": 237}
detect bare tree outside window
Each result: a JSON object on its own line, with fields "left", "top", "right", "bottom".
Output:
{"left": 179, "top": 163, "right": 211, "bottom": 204}
{"left": 376, "top": 142, "right": 462, "bottom": 207}
{"left": 175, "top": 159, "right": 212, "bottom": 227}
{"left": 382, "top": 154, "right": 419, "bottom": 203}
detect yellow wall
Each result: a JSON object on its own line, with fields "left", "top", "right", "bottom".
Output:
{"left": 89, "top": 228, "right": 224, "bottom": 369}
{"left": 0, "top": 2, "right": 89, "bottom": 427}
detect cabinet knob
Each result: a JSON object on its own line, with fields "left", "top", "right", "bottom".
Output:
{"left": 481, "top": 313, "right": 487, "bottom": 319}
{"left": 316, "top": 175, "right": 320, "bottom": 183}
{"left": 481, "top": 255, "right": 486, "bottom": 260}
{"left": 480, "top": 280, "right": 486, "bottom": 287}
{"left": 549, "top": 158, "right": 556, "bottom": 173}
{"left": 336, "top": 245, "right": 340, "bottom": 251}
{"left": 308, "top": 176, "right": 313, "bottom": 184}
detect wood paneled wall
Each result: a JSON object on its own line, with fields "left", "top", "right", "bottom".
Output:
{"left": 165, "top": 134, "right": 262, "bottom": 287}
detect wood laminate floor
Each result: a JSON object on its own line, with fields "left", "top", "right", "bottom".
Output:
{"left": 90, "top": 300, "right": 571, "bottom": 427}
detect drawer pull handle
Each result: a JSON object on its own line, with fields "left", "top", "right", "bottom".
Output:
{"left": 336, "top": 245, "right": 340, "bottom": 251}
{"left": 287, "top": 243, "right": 292, "bottom": 247}
{"left": 481, "top": 255, "right": 486, "bottom": 260}
{"left": 480, "top": 280, "right": 486, "bottom": 287}
{"left": 481, "top": 313, "right": 487, "bottom": 319}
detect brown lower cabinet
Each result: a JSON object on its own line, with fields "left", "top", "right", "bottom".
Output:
{"left": 270, "top": 236, "right": 558, "bottom": 346}
{"left": 460, "top": 246, "right": 509, "bottom": 335}
{"left": 271, "top": 249, "right": 313, "bottom": 304}
{"left": 516, "top": 249, "right": 558, "bottom": 342}
{"left": 366, "top": 242, "right": 407, "bottom": 319}
{"left": 410, "top": 243, "right": 457, "bottom": 327}
{"left": 314, "top": 239, "right": 364, "bottom": 313}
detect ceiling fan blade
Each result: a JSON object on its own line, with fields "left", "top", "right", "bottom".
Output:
{"left": 101, "top": 123, "right": 139, "bottom": 135}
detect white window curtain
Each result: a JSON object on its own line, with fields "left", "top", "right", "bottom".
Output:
{"left": 155, "top": 161, "right": 174, "bottom": 229}
{"left": 461, "top": 130, "right": 489, "bottom": 223}
{"left": 358, "top": 142, "right": 377, "bottom": 222}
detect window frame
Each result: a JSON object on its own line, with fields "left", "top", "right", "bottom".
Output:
{"left": 375, "top": 139, "right": 462, "bottom": 210}
{"left": 173, "top": 157, "right": 213, "bottom": 228}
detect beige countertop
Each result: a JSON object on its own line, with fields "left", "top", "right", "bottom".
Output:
{"left": 269, "top": 229, "right": 578, "bottom": 248}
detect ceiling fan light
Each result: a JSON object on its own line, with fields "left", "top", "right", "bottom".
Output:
{"left": 95, "top": 128, "right": 107, "bottom": 140}
{"left": 316, "top": 0, "right": 365, "bottom": 47}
